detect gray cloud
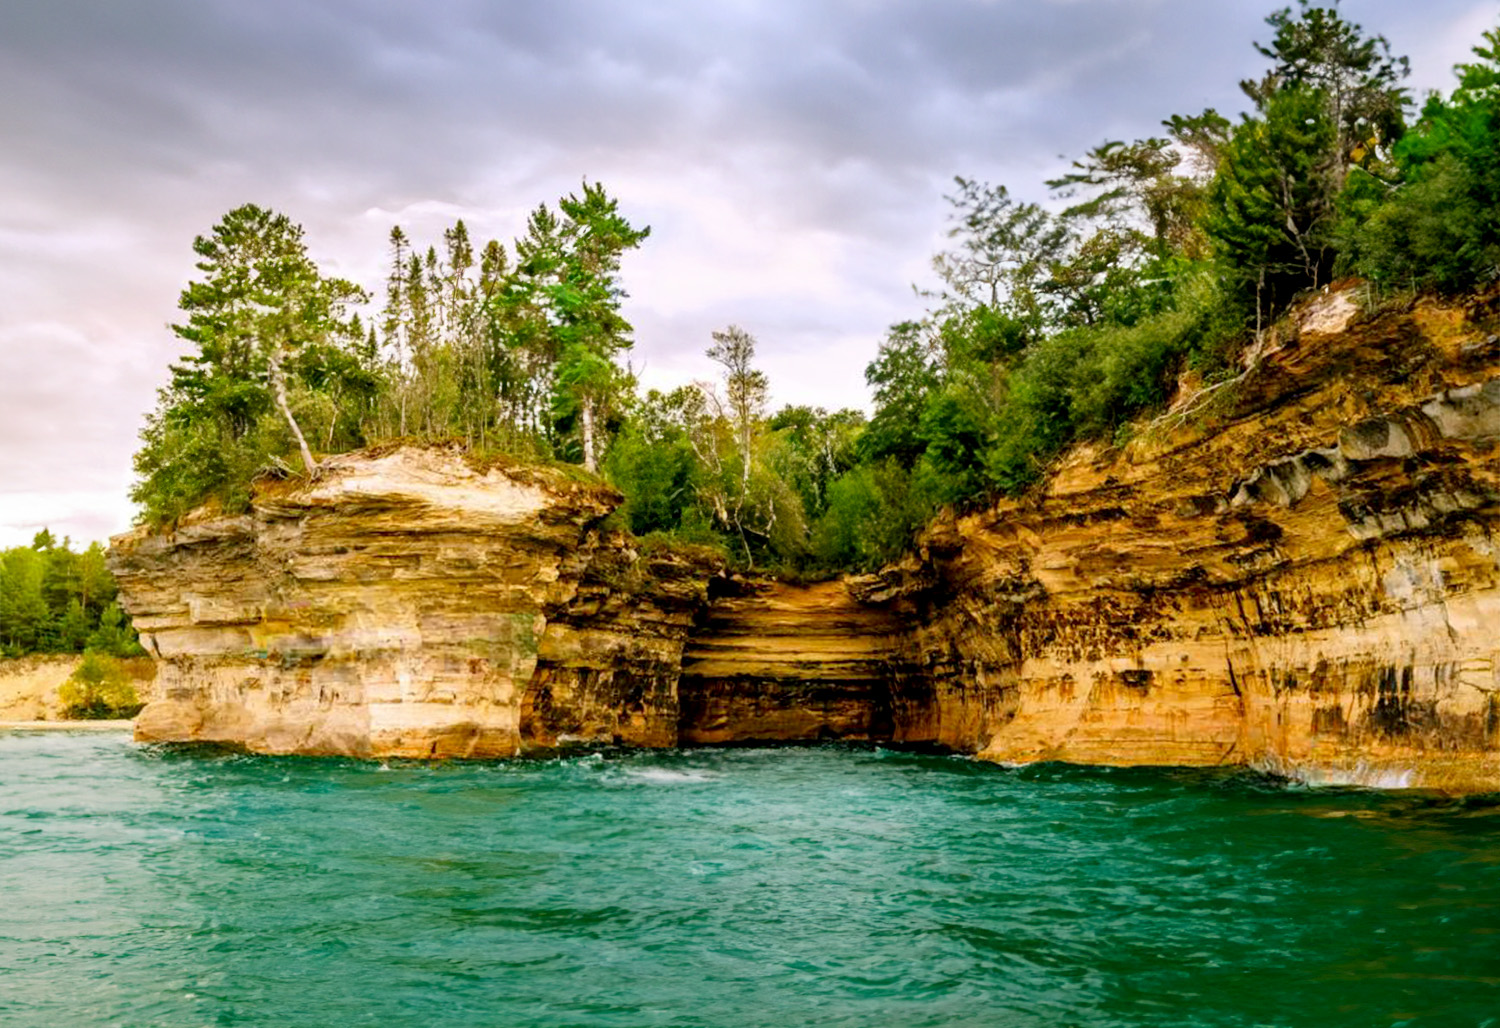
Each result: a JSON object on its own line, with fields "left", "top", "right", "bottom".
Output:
{"left": 1, "top": 0, "right": 1494, "bottom": 545}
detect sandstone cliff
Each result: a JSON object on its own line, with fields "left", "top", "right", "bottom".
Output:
{"left": 677, "top": 578, "right": 910, "bottom": 745}
{"left": 0, "top": 656, "right": 83, "bottom": 721}
{"left": 109, "top": 447, "right": 719, "bottom": 758}
{"left": 879, "top": 286, "right": 1500, "bottom": 791}
{"left": 110, "top": 287, "right": 1500, "bottom": 791}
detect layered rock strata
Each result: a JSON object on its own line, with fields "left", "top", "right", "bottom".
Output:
{"left": 676, "top": 578, "right": 911, "bottom": 745}
{"left": 880, "top": 286, "right": 1500, "bottom": 791}
{"left": 109, "top": 448, "right": 718, "bottom": 758}
{"left": 110, "top": 288, "right": 1500, "bottom": 790}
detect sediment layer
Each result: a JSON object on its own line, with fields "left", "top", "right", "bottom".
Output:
{"left": 876, "top": 286, "right": 1500, "bottom": 791}
{"left": 109, "top": 447, "right": 717, "bottom": 758}
{"left": 110, "top": 286, "right": 1500, "bottom": 789}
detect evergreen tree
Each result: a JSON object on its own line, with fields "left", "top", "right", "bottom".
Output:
{"left": 548, "top": 182, "right": 651, "bottom": 472}
{"left": 133, "top": 204, "right": 368, "bottom": 521}
{"left": 1207, "top": 86, "right": 1340, "bottom": 320}
{"left": 1248, "top": 0, "right": 1409, "bottom": 185}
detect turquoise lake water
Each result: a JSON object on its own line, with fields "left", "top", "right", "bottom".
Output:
{"left": 1, "top": 733, "right": 1497, "bottom": 1027}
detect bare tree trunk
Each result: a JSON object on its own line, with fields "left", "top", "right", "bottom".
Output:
{"left": 324, "top": 382, "right": 343, "bottom": 451}
{"left": 581, "top": 396, "right": 598, "bottom": 474}
{"left": 269, "top": 351, "right": 317, "bottom": 476}
{"left": 740, "top": 421, "right": 751, "bottom": 493}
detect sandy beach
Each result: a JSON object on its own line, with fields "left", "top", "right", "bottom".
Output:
{"left": 0, "top": 720, "right": 134, "bottom": 732}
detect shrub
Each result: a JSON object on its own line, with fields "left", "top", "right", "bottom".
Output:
{"left": 59, "top": 653, "right": 144, "bottom": 720}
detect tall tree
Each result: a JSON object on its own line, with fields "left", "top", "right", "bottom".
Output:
{"left": 1206, "top": 3, "right": 1407, "bottom": 321}
{"left": 1248, "top": 0, "right": 1409, "bottom": 186}
{"left": 860, "top": 321, "right": 939, "bottom": 466}
{"left": 547, "top": 182, "right": 651, "bottom": 473}
{"left": 707, "top": 325, "right": 768, "bottom": 492}
{"left": 932, "top": 178, "right": 1071, "bottom": 329}
{"left": 133, "top": 204, "right": 367, "bottom": 521}
{"left": 1208, "top": 86, "right": 1340, "bottom": 322}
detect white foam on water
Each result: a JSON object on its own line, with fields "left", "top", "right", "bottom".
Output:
{"left": 1302, "top": 766, "right": 1415, "bottom": 790}
{"left": 622, "top": 768, "right": 718, "bottom": 785}
{"left": 1258, "top": 757, "right": 1417, "bottom": 790}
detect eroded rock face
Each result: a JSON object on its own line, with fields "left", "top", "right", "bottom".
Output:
{"left": 109, "top": 447, "right": 718, "bottom": 758}
{"left": 677, "top": 579, "right": 913, "bottom": 745}
{"left": 110, "top": 288, "right": 1500, "bottom": 790}
{"left": 890, "top": 287, "right": 1500, "bottom": 791}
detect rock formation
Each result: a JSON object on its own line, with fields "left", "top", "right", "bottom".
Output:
{"left": 109, "top": 447, "right": 718, "bottom": 758}
{"left": 874, "top": 285, "right": 1500, "bottom": 791}
{"left": 677, "top": 578, "right": 911, "bottom": 745}
{"left": 110, "top": 286, "right": 1500, "bottom": 790}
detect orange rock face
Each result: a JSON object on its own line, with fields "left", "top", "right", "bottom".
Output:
{"left": 677, "top": 579, "right": 911, "bottom": 744}
{"left": 887, "top": 287, "right": 1500, "bottom": 790}
{"left": 110, "top": 447, "right": 719, "bottom": 758}
{"left": 110, "top": 289, "right": 1500, "bottom": 790}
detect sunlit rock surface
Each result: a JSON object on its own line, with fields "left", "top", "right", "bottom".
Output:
{"left": 881, "top": 286, "right": 1500, "bottom": 791}
{"left": 111, "top": 288, "right": 1500, "bottom": 789}
{"left": 110, "top": 447, "right": 718, "bottom": 758}
{"left": 677, "top": 578, "right": 912, "bottom": 745}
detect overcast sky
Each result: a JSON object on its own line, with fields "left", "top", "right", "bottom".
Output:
{"left": 1, "top": 0, "right": 1495, "bottom": 547}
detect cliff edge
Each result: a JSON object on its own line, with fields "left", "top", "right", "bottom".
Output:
{"left": 110, "top": 287, "right": 1500, "bottom": 790}
{"left": 885, "top": 285, "right": 1500, "bottom": 790}
{"left": 109, "top": 447, "right": 720, "bottom": 758}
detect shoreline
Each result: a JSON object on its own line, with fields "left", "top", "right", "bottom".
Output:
{"left": 0, "top": 720, "right": 135, "bottom": 733}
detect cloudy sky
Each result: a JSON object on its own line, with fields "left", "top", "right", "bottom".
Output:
{"left": 1, "top": 0, "right": 1495, "bottom": 547}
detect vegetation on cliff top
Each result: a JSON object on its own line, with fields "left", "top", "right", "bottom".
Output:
{"left": 131, "top": 4, "right": 1500, "bottom": 574}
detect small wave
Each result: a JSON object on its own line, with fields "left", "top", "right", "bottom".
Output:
{"left": 621, "top": 768, "right": 718, "bottom": 785}
{"left": 1298, "top": 766, "right": 1415, "bottom": 790}
{"left": 1256, "top": 757, "right": 1416, "bottom": 790}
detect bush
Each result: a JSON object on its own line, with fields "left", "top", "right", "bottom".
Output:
{"left": 59, "top": 653, "right": 144, "bottom": 720}
{"left": 1342, "top": 29, "right": 1500, "bottom": 293}
{"left": 1346, "top": 152, "right": 1499, "bottom": 293}
{"left": 86, "top": 602, "right": 145, "bottom": 658}
{"left": 978, "top": 267, "right": 1244, "bottom": 497}
{"left": 812, "top": 461, "right": 937, "bottom": 570}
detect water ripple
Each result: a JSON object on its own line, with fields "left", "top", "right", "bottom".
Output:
{"left": 2, "top": 736, "right": 1498, "bottom": 1027}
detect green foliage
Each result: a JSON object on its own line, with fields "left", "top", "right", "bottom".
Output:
{"left": 917, "top": 381, "right": 996, "bottom": 502}
{"left": 1201, "top": 2, "right": 1413, "bottom": 321}
{"left": 1206, "top": 85, "right": 1341, "bottom": 313}
{"left": 604, "top": 395, "right": 699, "bottom": 536}
{"left": 860, "top": 322, "right": 939, "bottom": 466}
{"left": 133, "top": 184, "right": 650, "bottom": 525}
{"left": 1248, "top": 0, "right": 1409, "bottom": 178}
{"left": 1342, "top": 26, "right": 1500, "bottom": 292}
{"left": 132, "top": 406, "right": 290, "bottom": 521}
{"left": 59, "top": 653, "right": 143, "bottom": 720}
{"left": 811, "top": 461, "right": 936, "bottom": 571}
{"left": 132, "top": 203, "right": 370, "bottom": 524}
{"left": 120, "top": 13, "right": 1500, "bottom": 583}
{"left": 88, "top": 602, "right": 145, "bottom": 658}
{"left": 766, "top": 405, "right": 863, "bottom": 521}
{"left": 0, "top": 534, "right": 136, "bottom": 658}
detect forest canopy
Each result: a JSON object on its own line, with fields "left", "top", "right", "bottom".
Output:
{"left": 131, "top": 3, "right": 1500, "bottom": 575}
{"left": 0, "top": 531, "right": 141, "bottom": 659}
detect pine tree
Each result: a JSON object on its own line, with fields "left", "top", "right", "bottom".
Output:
{"left": 132, "top": 204, "right": 367, "bottom": 521}
{"left": 547, "top": 182, "right": 650, "bottom": 472}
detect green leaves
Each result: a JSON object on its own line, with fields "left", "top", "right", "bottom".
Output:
{"left": 59, "top": 653, "right": 143, "bottom": 719}
{"left": 1250, "top": 0, "right": 1409, "bottom": 179}
{"left": 1207, "top": 85, "right": 1340, "bottom": 312}
{"left": 0, "top": 535, "right": 135, "bottom": 658}
{"left": 134, "top": 203, "right": 371, "bottom": 523}
{"left": 1341, "top": 23, "right": 1500, "bottom": 292}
